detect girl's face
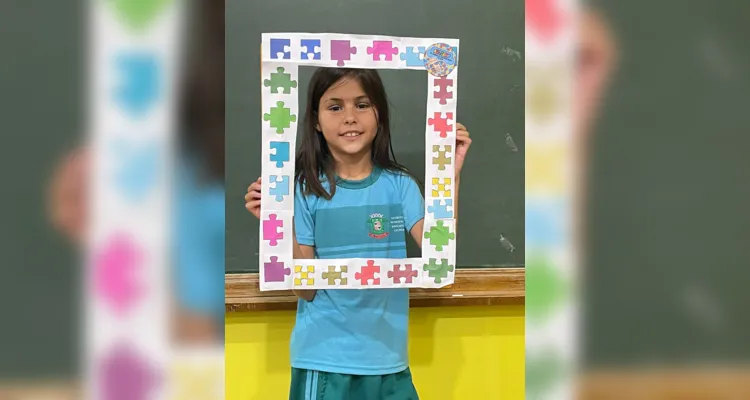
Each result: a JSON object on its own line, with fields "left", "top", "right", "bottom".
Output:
{"left": 316, "top": 76, "right": 378, "bottom": 159}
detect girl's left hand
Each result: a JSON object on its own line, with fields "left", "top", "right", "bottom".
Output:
{"left": 455, "top": 122, "right": 472, "bottom": 178}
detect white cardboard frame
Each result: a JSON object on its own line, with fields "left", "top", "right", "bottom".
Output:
{"left": 259, "top": 33, "right": 459, "bottom": 291}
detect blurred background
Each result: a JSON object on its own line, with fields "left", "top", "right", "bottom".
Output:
{"left": 2, "top": 0, "right": 750, "bottom": 398}
{"left": 0, "top": 0, "right": 225, "bottom": 397}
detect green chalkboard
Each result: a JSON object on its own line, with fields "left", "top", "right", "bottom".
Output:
{"left": 583, "top": 2, "right": 750, "bottom": 367}
{"left": 225, "top": 0, "right": 525, "bottom": 273}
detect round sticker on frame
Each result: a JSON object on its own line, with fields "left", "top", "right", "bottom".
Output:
{"left": 423, "top": 43, "right": 458, "bottom": 77}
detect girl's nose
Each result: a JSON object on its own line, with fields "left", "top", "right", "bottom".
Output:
{"left": 344, "top": 108, "right": 356, "bottom": 124}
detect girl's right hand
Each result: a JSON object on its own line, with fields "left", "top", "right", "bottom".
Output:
{"left": 244, "top": 177, "right": 262, "bottom": 219}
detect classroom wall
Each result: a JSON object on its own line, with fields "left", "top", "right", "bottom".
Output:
{"left": 226, "top": 305, "right": 525, "bottom": 399}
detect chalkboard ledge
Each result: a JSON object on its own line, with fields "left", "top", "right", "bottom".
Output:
{"left": 225, "top": 267, "right": 525, "bottom": 312}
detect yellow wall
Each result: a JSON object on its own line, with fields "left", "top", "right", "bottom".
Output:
{"left": 226, "top": 305, "right": 525, "bottom": 400}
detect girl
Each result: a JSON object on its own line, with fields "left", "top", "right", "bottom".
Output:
{"left": 244, "top": 68, "right": 472, "bottom": 400}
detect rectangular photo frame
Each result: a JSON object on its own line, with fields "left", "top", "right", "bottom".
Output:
{"left": 259, "top": 32, "right": 459, "bottom": 291}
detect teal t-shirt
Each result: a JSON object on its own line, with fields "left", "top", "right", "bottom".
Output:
{"left": 290, "top": 167, "right": 425, "bottom": 375}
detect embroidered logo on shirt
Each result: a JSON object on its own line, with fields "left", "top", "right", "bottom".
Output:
{"left": 367, "top": 213, "right": 390, "bottom": 239}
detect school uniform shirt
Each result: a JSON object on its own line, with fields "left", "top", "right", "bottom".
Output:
{"left": 291, "top": 166, "right": 425, "bottom": 375}
{"left": 173, "top": 154, "right": 226, "bottom": 325}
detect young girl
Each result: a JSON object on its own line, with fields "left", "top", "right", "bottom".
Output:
{"left": 244, "top": 68, "right": 472, "bottom": 400}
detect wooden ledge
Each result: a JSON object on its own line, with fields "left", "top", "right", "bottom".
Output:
{"left": 225, "top": 267, "right": 525, "bottom": 312}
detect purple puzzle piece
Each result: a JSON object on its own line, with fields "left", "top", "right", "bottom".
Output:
{"left": 264, "top": 256, "right": 291, "bottom": 282}
{"left": 367, "top": 40, "right": 399, "bottom": 61}
{"left": 99, "top": 343, "right": 160, "bottom": 400}
{"left": 262, "top": 213, "right": 283, "bottom": 246}
{"left": 330, "top": 40, "right": 357, "bottom": 67}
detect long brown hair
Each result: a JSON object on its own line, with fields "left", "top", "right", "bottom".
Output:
{"left": 179, "top": 0, "right": 224, "bottom": 181}
{"left": 294, "top": 68, "right": 419, "bottom": 199}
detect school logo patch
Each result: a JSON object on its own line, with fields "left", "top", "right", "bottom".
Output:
{"left": 367, "top": 213, "right": 390, "bottom": 239}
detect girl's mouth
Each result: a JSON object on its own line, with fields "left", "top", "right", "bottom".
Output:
{"left": 340, "top": 131, "right": 363, "bottom": 139}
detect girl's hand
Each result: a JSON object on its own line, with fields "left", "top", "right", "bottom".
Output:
{"left": 244, "top": 177, "right": 262, "bottom": 219}
{"left": 48, "top": 147, "right": 89, "bottom": 244}
{"left": 455, "top": 122, "right": 472, "bottom": 178}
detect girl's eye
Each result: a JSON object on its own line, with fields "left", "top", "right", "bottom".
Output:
{"left": 328, "top": 105, "right": 342, "bottom": 111}
{"left": 357, "top": 102, "right": 371, "bottom": 109}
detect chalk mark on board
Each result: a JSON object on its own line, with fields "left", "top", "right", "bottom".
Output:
{"left": 505, "top": 133, "right": 519, "bottom": 152}
{"left": 499, "top": 234, "right": 516, "bottom": 253}
{"left": 501, "top": 46, "right": 523, "bottom": 63}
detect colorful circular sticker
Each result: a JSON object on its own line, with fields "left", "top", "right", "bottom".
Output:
{"left": 423, "top": 43, "right": 458, "bottom": 77}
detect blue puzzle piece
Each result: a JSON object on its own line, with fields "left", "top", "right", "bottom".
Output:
{"left": 526, "top": 199, "right": 565, "bottom": 247}
{"left": 399, "top": 46, "right": 426, "bottom": 67}
{"left": 114, "top": 52, "right": 159, "bottom": 117}
{"left": 112, "top": 139, "right": 159, "bottom": 202}
{"left": 300, "top": 39, "right": 321, "bottom": 60}
{"left": 269, "top": 175, "right": 290, "bottom": 202}
{"left": 427, "top": 199, "right": 453, "bottom": 219}
{"left": 270, "top": 38, "right": 291, "bottom": 59}
{"left": 269, "top": 141, "right": 290, "bottom": 168}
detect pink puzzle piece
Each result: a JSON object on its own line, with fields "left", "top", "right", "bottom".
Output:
{"left": 263, "top": 213, "right": 284, "bottom": 246}
{"left": 428, "top": 112, "right": 454, "bottom": 138}
{"left": 526, "top": 0, "right": 566, "bottom": 43}
{"left": 95, "top": 232, "right": 144, "bottom": 316}
{"left": 433, "top": 76, "right": 454, "bottom": 105}
{"left": 366, "top": 40, "right": 399, "bottom": 61}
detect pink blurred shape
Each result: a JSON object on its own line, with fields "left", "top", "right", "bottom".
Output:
{"left": 94, "top": 232, "right": 144, "bottom": 316}
{"left": 526, "top": 0, "right": 566, "bottom": 43}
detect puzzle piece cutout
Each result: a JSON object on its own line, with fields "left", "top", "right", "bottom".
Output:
{"left": 294, "top": 265, "right": 315, "bottom": 286}
{"left": 268, "top": 175, "right": 290, "bottom": 202}
{"left": 263, "top": 67, "right": 297, "bottom": 94}
{"left": 263, "top": 256, "right": 290, "bottom": 283}
{"left": 114, "top": 52, "right": 159, "bottom": 117}
{"left": 95, "top": 232, "right": 144, "bottom": 316}
{"left": 428, "top": 112, "right": 454, "bottom": 138}
{"left": 432, "top": 145, "right": 452, "bottom": 171}
{"left": 330, "top": 40, "right": 357, "bottom": 67}
{"left": 263, "top": 101, "right": 296, "bottom": 134}
{"left": 262, "top": 214, "right": 283, "bottom": 246}
{"left": 99, "top": 343, "right": 160, "bottom": 400}
{"left": 433, "top": 76, "right": 454, "bottom": 105}
{"left": 424, "top": 220, "right": 455, "bottom": 251}
{"left": 171, "top": 362, "right": 223, "bottom": 400}
{"left": 387, "top": 264, "right": 418, "bottom": 284}
{"left": 355, "top": 260, "right": 380, "bottom": 285}
{"left": 269, "top": 141, "right": 290, "bottom": 168}
{"left": 269, "top": 38, "right": 290, "bottom": 59}
{"left": 113, "top": 139, "right": 159, "bottom": 202}
{"left": 110, "top": 0, "right": 172, "bottom": 32}
{"left": 399, "top": 46, "right": 426, "bottom": 66}
{"left": 301, "top": 39, "right": 321, "bottom": 60}
{"left": 431, "top": 177, "right": 452, "bottom": 197}
{"left": 367, "top": 40, "right": 399, "bottom": 61}
{"left": 423, "top": 258, "right": 454, "bottom": 284}
{"left": 427, "top": 199, "right": 454, "bottom": 219}
{"left": 322, "top": 265, "right": 348, "bottom": 286}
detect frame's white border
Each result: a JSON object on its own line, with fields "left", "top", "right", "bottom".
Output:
{"left": 259, "top": 33, "right": 459, "bottom": 291}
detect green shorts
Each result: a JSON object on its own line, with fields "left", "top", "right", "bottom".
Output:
{"left": 289, "top": 367, "right": 420, "bottom": 400}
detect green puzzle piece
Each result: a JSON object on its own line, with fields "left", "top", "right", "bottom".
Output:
{"left": 526, "top": 253, "right": 568, "bottom": 323}
{"left": 263, "top": 101, "right": 297, "bottom": 134}
{"left": 526, "top": 348, "right": 568, "bottom": 400}
{"left": 423, "top": 220, "right": 454, "bottom": 251}
{"left": 264, "top": 67, "right": 298, "bottom": 94}
{"left": 111, "top": 0, "right": 172, "bottom": 31}
{"left": 423, "top": 258, "right": 454, "bottom": 283}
